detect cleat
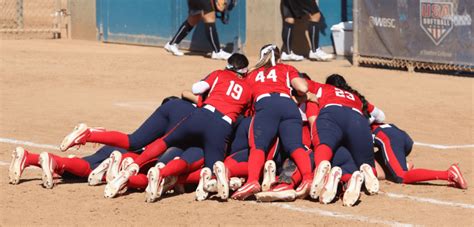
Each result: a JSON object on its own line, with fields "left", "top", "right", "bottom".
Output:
{"left": 281, "top": 51, "right": 304, "bottom": 61}
{"left": 120, "top": 157, "right": 134, "bottom": 171}
{"left": 205, "top": 179, "right": 218, "bottom": 193}
{"left": 319, "top": 167, "right": 342, "bottom": 204}
{"left": 38, "top": 152, "right": 56, "bottom": 189}
{"left": 105, "top": 151, "right": 122, "bottom": 183}
{"left": 9, "top": 147, "right": 27, "bottom": 185}
{"left": 88, "top": 157, "right": 111, "bottom": 186}
{"left": 213, "top": 161, "right": 230, "bottom": 200}
{"left": 309, "top": 48, "right": 333, "bottom": 61}
{"left": 195, "top": 167, "right": 212, "bottom": 201}
{"left": 309, "top": 160, "right": 331, "bottom": 199}
{"left": 448, "top": 164, "right": 468, "bottom": 189}
{"left": 360, "top": 164, "right": 379, "bottom": 195}
{"left": 256, "top": 183, "right": 296, "bottom": 202}
{"left": 229, "top": 177, "right": 244, "bottom": 191}
{"left": 164, "top": 42, "right": 184, "bottom": 56}
{"left": 343, "top": 171, "right": 364, "bottom": 207}
{"left": 231, "top": 181, "right": 261, "bottom": 200}
{"left": 104, "top": 163, "right": 139, "bottom": 198}
{"left": 211, "top": 49, "right": 232, "bottom": 60}
{"left": 60, "top": 123, "right": 93, "bottom": 151}
{"left": 262, "top": 160, "right": 276, "bottom": 192}
{"left": 295, "top": 179, "right": 312, "bottom": 199}
{"left": 145, "top": 166, "right": 164, "bottom": 203}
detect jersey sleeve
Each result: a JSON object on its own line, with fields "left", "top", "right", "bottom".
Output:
{"left": 202, "top": 70, "right": 219, "bottom": 85}
{"left": 307, "top": 80, "right": 323, "bottom": 94}
{"left": 286, "top": 65, "right": 300, "bottom": 80}
{"left": 367, "top": 102, "right": 375, "bottom": 113}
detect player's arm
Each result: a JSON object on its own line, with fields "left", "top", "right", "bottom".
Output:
{"left": 192, "top": 71, "right": 218, "bottom": 95}
{"left": 288, "top": 65, "right": 308, "bottom": 94}
{"left": 367, "top": 102, "right": 385, "bottom": 124}
{"left": 181, "top": 90, "right": 199, "bottom": 104}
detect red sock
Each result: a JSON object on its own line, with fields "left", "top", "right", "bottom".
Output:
{"left": 341, "top": 173, "right": 351, "bottom": 183}
{"left": 24, "top": 150, "right": 40, "bottom": 167}
{"left": 122, "top": 152, "right": 139, "bottom": 160}
{"left": 134, "top": 139, "right": 168, "bottom": 166}
{"left": 161, "top": 159, "right": 188, "bottom": 177}
{"left": 127, "top": 173, "right": 148, "bottom": 189}
{"left": 290, "top": 148, "right": 313, "bottom": 180}
{"left": 178, "top": 169, "right": 201, "bottom": 184}
{"left": 314, "top": 144, "right": 333, "bottom": 167}
{"left": 52, "top": 155, "right": 92, "bottom": 177}
{"left": 187, "top": 158, "right": 204, "bottom": 173}
{"left": 402, "top": 169, "right": 449, "bottom": 184}
{"left": 224, "top": 157, "right": 248, "bottom": 177}
{"left": 291, "top": 168, "right": 302, "bottom": 186}
{"left": 247, "top": 148, "right": 265, "bottom": 183}
{"left": 87, "top": 130, "right": 130, "bottom": 149}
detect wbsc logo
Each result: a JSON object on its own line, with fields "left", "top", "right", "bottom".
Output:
{"left": 420, "top": 0, "right": 453, "bottom": 46}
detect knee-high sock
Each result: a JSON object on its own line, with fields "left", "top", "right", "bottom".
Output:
{"left": 134, "top": 139, "right": 168, "bottom": 166}
{"left": 224, "top": 158, "right": 248, "bottom": 177}
{"left": 87, "top": 131, "right": 130, "bottom": 149}
{"left": 24, "top": 150, "right": 40, "bottom": 167}
{"left": 127, "top": 173, "right": 148, "bottom": 189}
{"left": 170, "top": 21, "right": 194, "bottom": 45}
{"left": 178, "top": 169, "right": 201, "bottom": 184}
{"left": 402, "top": 169, "right": 448, "bottom": 184}
{"left": 291, "top": 168, "right": 302, "bottom": 187}
{"left": 247, "top": 148, "right": 265, "bottom": 183}
{"left": 314, "top": 144, "right": 333, "bottom": 167}
{"left": 52, "top": 155, "right": 91, "bottom": 177}
{"left": 161, "top": 158, "right": 188, "bottom": 177}
{"left": 204, "top": 22, "right": 221, "bottom": 52}
{"left": 290, "top": 148, "right": 313, "bottom": 180}
{"left": 282, "top": 22, "right": 294, "bottom": 54}
{"left": 308, "top": 21, "right": 320, "bottom": 52}
{"left": 341, "top": 173, "right": 352, "bottom": 183}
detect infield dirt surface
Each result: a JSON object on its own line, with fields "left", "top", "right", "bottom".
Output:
{"left": 0, "top": 39, "right": 473, "bottom": 226}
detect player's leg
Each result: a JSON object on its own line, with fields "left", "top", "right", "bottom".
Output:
{"left": 224, "top": 149, "right": 249, "bottom": 177}
{"left": 280, "top": 0, "right": 303, "bottom": 61}
{"left": 202, "top": 11, "right": 231, "bottom": 60}
{"left": 9, "top": 147, "right": 41, "bottom": 184}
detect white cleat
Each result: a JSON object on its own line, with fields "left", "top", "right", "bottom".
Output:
{"left": 229, "top": 177, "right": 244, "bottom": 191}
{"left": 319, "top": 167, "right": 342, "bottom": 204}
{"left": 104, "top": 163, "right": 139, "bottom": 199}
{"left": 9, "top": 147, "right": 27, "bottom": 185}
{"left": 281, "top": 51, "right": 304, "bottom": 61}
{"left": 309, "top": 48, "right": 334, "bottom": 61}
{"left": 343, "top": 171, "right": 364, "bottom": 207}
{"left": 205, "top": 179, "right": 218, "bottom": 193}
{"left": 261, "top": 160, "right": 276, "bottom": 192}
{"left": 211, "top": 49, "right": 232, "bottom": 60}
{"left": 105, "top": 151, "right": 122, "bottom": 183}
{"left": 309, "top": 160, "right": 331, "bottom": 200}
{"left": 59, "top": 123, "right": 90, "bottom": 151}
{"left": 195, "top": 167, "right": 212, "bottom": 201}
{"left": 145, "top": 164, "right": 165, "bottom": 203}
{"left": 88, "top": 158, "right": 111, "bottom": 186}
{"left": 213, "top": 161, "right": 230, "bottom": 200}
{"left": 38, "top": 152, "right": 56, "bottom": 189}
{"left": 164, "top": 42, "right": 184, "bottom": 56}
{"left": 360, "top": 164, "right": 379, "bottom": 195}
{"left": 120, "top": 157, "right": 134, "bottom": 171}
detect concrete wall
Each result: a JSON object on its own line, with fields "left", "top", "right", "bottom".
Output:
{"left": 68, "top": 0, "right": 96, "bottom": 40}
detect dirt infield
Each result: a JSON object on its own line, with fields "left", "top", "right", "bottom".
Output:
{"left": 0, "top": 39, "right": 473, "bottom": 226}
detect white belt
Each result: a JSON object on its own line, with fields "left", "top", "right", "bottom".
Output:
{"left": 256, "top": 93, "right": 291, "bottom": 102}
{"left": 203, "top": 105, "right": 232, "bottom": 125}
{"left": 324, "top": 104, "right": 363, "bottom": 115}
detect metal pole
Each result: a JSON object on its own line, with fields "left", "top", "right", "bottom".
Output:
{"left": 352, "top": 0, "right": 360, "bottom": 66}
{"left": 16, "top": 0, "right": 23, "bottom": 29}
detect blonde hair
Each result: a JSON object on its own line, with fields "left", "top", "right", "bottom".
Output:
{"left": 251, "top": 44, "right": 280, "bottom": 71}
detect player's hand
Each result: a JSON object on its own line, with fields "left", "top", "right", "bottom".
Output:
{"left": 215, "top": 0, "right": 227, "bottom": 12}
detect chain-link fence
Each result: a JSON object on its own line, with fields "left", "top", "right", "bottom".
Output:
{"left": 0, "top": 0, "right": 67, "bottom": 39}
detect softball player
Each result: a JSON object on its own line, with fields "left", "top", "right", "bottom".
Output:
{"left": 164, "top": 0, "right": 232, "bottom": 60}
{"left": 231, "top": 44, "right": 314, "bottom": 200}
{"left": 372, "top": 123, "right": 468, "bottom": 189}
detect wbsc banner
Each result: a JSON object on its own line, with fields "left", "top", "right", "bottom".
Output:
{"left": 357, "top": 0, "right": 473, "bottom": 66}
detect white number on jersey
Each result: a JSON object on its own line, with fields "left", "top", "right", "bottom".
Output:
{"left": 255, "top": 69, "right": 277, "bottom": 82}
{"left": 226, "top": 80, "right": 243, "bottom": 100}
{"left": 334, "top": 88, "right": 355, "bottom": 101}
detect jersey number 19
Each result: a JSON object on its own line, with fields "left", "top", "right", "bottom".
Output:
{"left": 226, "top": 80, "right": 243, "bottom": 100}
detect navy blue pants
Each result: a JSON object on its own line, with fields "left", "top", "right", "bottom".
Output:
{"left": 250, "top": 95, "right": 304, "bottom": 155}
{"left": 179, "top": 147, "right": 204, "bottom": 165}
{"left": 163, "top": 108, "right": 232, "bottom": 168}
{"left": 230, "top": 117, "right": 252, "bottom": 154}
{"left": 316, "top": 105, "right": 374, "bottom": 167}
{"left": 373, "top": 124, "right": 413, "bottom": 183}
{"left": 332, "top": 146, "right": 358, "bottom": 175}
{"left": 127, "top": 99, "right": 195, "bottom": 151}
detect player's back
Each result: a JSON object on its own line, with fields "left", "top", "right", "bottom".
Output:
{"left": 315, "top": 83, "right": 364, "bottom": 112}
{"left": 247, "top": 63, "right": 299, "bottom": 99}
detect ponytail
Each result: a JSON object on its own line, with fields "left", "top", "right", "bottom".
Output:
{"left": 325, "top": 74, "right": 370, "bottom": 118}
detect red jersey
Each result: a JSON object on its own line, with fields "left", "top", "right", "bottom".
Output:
{"left": 201, "top": 70, "right": 252, "bottom": 122}
{"left": 247, "top": 63, "right": 299, "bottom": 99}
{"left": 308, "top": 80, "right": 365, "bottom": 113}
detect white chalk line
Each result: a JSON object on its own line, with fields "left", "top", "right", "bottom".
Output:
{"left": 264, "top": 202, "right": 414, "bottom": 227}
{"left": 0, "top": 138, "right": 59, "bottom": 150}
{"left": 0, "top": 160, "right": 9, "bottom": 166}
{"left": 414, "top": 142, "right": 474, "bottom": 150}
{"left": 382, "top": 192, "right": 474, "bottom": 209}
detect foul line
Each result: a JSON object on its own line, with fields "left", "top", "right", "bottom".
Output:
{"left": 382, "top": 192, "right": 474, "bottom": 209}
{"left": 265, "top": 203, "right": 413, "bottom": 227}
{"left": 0, "top": 138, "right": 59, "bottom": 150}
{"left": 0, "top": 160, "right": 10, "bottom": 166}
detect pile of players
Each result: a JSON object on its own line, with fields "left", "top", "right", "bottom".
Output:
{"left": 8, "top": 45, "right": 468, "bottom": 207}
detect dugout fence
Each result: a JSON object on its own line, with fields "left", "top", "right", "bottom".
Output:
{"left": 353, "top": 0, "right": 474, "bottom": 73}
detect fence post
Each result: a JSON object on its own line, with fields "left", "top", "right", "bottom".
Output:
{"left": 16, "top": 0, "right": 24, "bottom": 29}
{"left": 352, "top": 0, "right": 360, "bottom": 67}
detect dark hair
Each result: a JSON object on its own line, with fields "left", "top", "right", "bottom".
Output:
{"left": 325, "top": 74, "right": 370, "bottom": 117}
{"left": 298, "top": 72, "right": 312, "bottom": 80}
{"left": 161, "top": 96, "right": 180, "bottom": 105}
{"left": 227, "top": 53, "right": 249, "bottom": 73}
